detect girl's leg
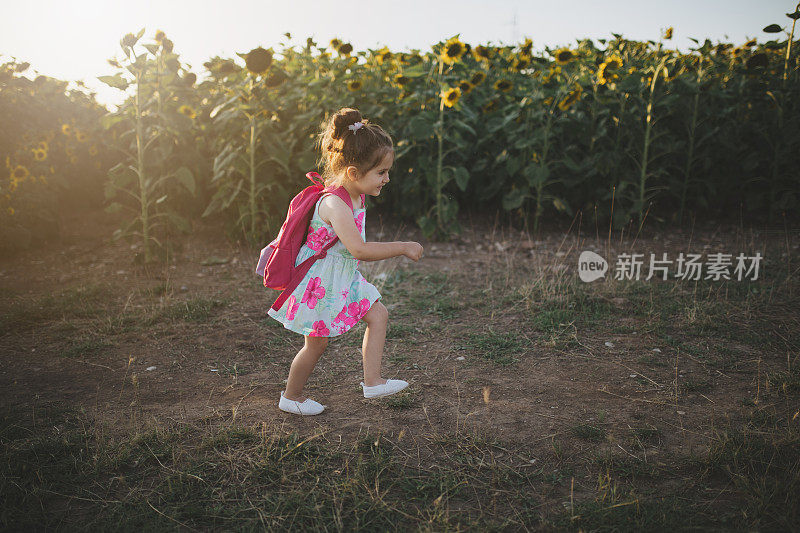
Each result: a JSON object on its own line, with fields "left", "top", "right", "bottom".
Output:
{"left": 284, "top": 336, "right": 329, "bottom": 402}
{"left": 361, "top": 300, "right": 389, "bottom": 387}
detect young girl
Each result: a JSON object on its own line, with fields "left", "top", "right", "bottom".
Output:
{"left": 268, "top": 107, "right": 424, "bottom": 416}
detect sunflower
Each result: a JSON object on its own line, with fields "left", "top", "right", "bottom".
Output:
{"left": 472, "top": 45, "right": 492, "bottom": 62}
{"left": 330, "top": 38, "right": 342, "bottom": 50}
{"left": 61, "top": 124, "right": 71, "bottom": 136}
{"left": 441, "top": 87, "right": 461, "bottom": 108}
{"left": 33, "top": 149, "right": 47, "bottom": 161}
{"left": 746, "top": 53, "right": 769, "bottom": 70}
{"left": 155, "top": 30, "right": 166, "bottom": 42}
{"left": 557, "top": 85, "right": 582, "bottom": 111}
{"left": 75, "top": 130, "right": 88, "bottom": 143}
{"left": 543, "top": 96, "right": 553, "bottom": 107}
{"left": 394, "top": 74, "right": 410, "bottom": 86}
{"left": 375, "top": 47, "right": 393, "bottom": 65}
{"left": 245, "top": 47, "right": 273, "bottom": 74}
{"left": 38, "top": 141, "right": 48, "bottom": 152}
{"left": 519, "top": 38, "right": 533, "bottom": 56}
{"left": 554, "top": 48, "right": 575, "bottom": 65}
{"left": 663, "top": 27, "right": 673, "bottom": 40}
{"left": 458, "top": 80, "right": 474, "bottom": 94}
{"left": 470, "top": 71, "right": 487, "bottom": 85}
{"left": 597, "top": 55, "right": 622, "bottom": 85}
{"left": 715, "top": 43, "right": 732, "bottom": 55}
{"left": 513, "top": 55, "right": 531, "bottom": 70}
{"left": 481, "top": 99, "right": 498, "bottom": 114}
{"left": 494, "top": 79, "right": 513, "bottom": 92}
{"left": 338, "top": 43, "right": 353, "bottom": 56}
{"left": 89, "top": 145, "right": 98, "bottom": 156}
{"left": 178, "top": 105, "right": 196, "bottom": 119}
{"left": 265, "top": 68, "right": 287, "bottom": 87}
{"left": 441, "top": 36, "right": 466, "bottom": 65}
{"left": 217, "top": 60, "right": 239, "bottom": 76}
{"left": 347, "top": 79, "right": 363, "bottom": 91}
{"left": 744, "top": 39, "right": 757, "bottom": 48}
{"left": 11, "top": 165, "right": 29, "bottom": 181}
{"left": 121, "top": 33, "right": 137, "bottom": 48}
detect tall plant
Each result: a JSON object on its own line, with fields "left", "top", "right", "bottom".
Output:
{"left": 100, "top": 29, "right": 196, "bottom": 264}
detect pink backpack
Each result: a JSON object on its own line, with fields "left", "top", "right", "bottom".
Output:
{"left": 255, "top": 171, "right": 365, "bottom": 312}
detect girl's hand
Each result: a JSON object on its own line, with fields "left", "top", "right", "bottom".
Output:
{"left": 404, "top": 242, "right": 424, "bottom": 262}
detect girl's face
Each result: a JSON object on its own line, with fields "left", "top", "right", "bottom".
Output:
{"left": 348, "top": 150, "right": 393, "bottom": 197}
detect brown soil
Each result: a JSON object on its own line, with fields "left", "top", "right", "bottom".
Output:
{"left": 1, "top": 205, "right": 797, "bottom": 518}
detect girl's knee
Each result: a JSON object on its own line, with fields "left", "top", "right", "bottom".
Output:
{"left": 365, "top": 300, "right": 389, "bottom": 325}
{"left": 305, "top": 336, "right": 329, "bottom": 352}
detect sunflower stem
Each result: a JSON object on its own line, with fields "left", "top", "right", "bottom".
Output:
{"left": 435, "top": 57, "right": 444, "bottom": 239}
{"left": 783, "top": 2, "right": 799, "bottom": 88}
{"left": 533, "top": 109, "right": 553, "bottom": 235}
{"left": 249, "top": 77, "right": 257, "bottom": 242}
{"left": 638, "top": 55, "right": 668, "bottom": 228}
{"left": 679, "top": 60, "right": 705, "bottom": 227}
{"left": 135, "top": 69, "right": 151, "bottom": 264}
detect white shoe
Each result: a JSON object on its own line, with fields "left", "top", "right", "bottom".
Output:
{"left": 360, "top": 379, "right": 409, "bottom": 399}
{"left": 278, "top": 391, "right": 325, "bottom": 415}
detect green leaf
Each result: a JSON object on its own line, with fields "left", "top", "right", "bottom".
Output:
{"left": 168, "top": 212, "right": 192, "bottom": 234}
{"left": 453, "top": 119, "right": 476, "bottom": 136}
{"left": 175, "top": 167, "right": 195, "bottom": 196}
{"left": 100, "top": 112, "right": 127, "bottom": 130}
{"left": 143, "top": 43, "right": 160, "bottom": 55}
{"left": 409, "top": 115, "right": 434, "bottom": 140}
{"left": 763, "top": 23, "right": 783, "bottom": 33}
{"left": 502, "top": 187, "right": 528, "bottom": 210}
{"left": 453, "top": 167, "right": 470, "bottom": 192}
{"left": 526, "top": 163, "right": 550, "bottom": 187}
{"left": 97, "top": 74, "right": 129, "bottom": 90}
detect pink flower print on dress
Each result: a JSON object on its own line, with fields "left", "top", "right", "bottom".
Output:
{"left": 354, "top": 211, "right": 365, "bottom": 233}
{"left": 306, "top": 225, "right": 333, "bottom": 251}
{"left": 336, "top": 298, "right": 371, "bottom": 327}
{"left": 301, "top": 277, "right": 325, "bottom": 309}
{"left": 310, "top": 320, "right": 330, "bottom": 336}
{"left": 286, "top": 295, "right": 300, "bottom": 321}
{"left": 340, "top": 288, "right": 349, "bottom": 300}
{"left": 334, "top": 306, "right": 348, "bottom": 325}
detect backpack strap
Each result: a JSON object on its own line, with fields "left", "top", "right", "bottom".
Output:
{"left": 270, "top": 184, "right": 357, "bottom": 312}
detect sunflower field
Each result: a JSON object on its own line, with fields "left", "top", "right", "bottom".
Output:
{"left": 1, "top": 59, "right": 113, "bottom": 251}
{"left": 2, "top": 17, "right": 799, "bottom": 258}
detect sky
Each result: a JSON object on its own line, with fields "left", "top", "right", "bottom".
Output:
{"left": 0, "top": 0, "right": 792, "bottom": 110}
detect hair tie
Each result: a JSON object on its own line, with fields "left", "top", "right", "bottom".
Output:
{"left": 348, "top": 121, "right": 364, "bottom": 135}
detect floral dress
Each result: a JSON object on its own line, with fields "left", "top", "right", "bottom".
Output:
{"left": 267, "top": 193, "right": 381, "bottom": 337}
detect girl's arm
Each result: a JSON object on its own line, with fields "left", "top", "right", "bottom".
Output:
{"left": 323, "top": 196, "right": 408, "bottom": 261}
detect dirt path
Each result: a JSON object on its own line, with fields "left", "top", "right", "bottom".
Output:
{"left": 1, "top": 207, "right": 797, "bottom": 522}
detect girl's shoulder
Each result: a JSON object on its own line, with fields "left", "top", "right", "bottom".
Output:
{"left": 318, "top": 194, "right": 364, "bottom": 226}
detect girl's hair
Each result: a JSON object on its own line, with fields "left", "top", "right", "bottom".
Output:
{"left": 315, "top": 107, "right": 394, "bottom": 188}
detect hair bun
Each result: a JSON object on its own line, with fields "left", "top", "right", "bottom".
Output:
{"left": 332, "top": 108, "right": 364, "bottom": 139}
